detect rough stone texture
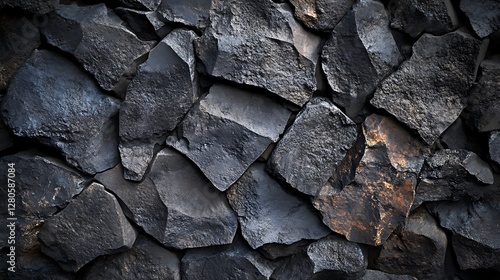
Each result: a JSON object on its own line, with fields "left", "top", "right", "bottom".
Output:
{"left": 227, "top": 163, "right": 330, "bottom": 249}
{"left": 115, "top": 8, "right": 168, "bottom": 41}
{"left": 271, "top": 235, "right": 367, "bottom": 280}
{"left": 314, "top": 114, "right": 425, "bottom": 246}
{"left": 360, "top": 270, "right": 417, "bottom": 280}
{"left": 490, "top": 131, "right": 500, "bottom": 166}
{"left": 119, "top": 29, "right": 199, "bottom": 181}
{"left": 2, "top": 250, "right": 76, "bottom": 280}
{"left": 289, "top": 0, "right": 355, "bottom": 32}
{"left": 259, "top": 240, "right": 311, "bottom": 260}
{"left": 1, "top": 50, "right": 121, "bottom": 174}
{"left": 460, "top": 0, "right": 500, "bottom": 38}
{"left": 38, "top": 183, "right": 137, "bottom": 272}
{"left": 157, "top": 0, "right": 212, "bottom": 29}
{"left": 268, "top": 98, "right": 358, "bottom": 196}
{"left": 375, "top": 208, "right": 448, "bottom": 280}
{"left": 84, "top": 235, "right": 180, "bottom": 280}
{"left": 182, "top": 237, "right": 277, "bottom": 280}
{"left": 0, "top": 0, "right": 58, "bottom": 14}
{"left": 387, "top": 0, "right": 458, "bottom": 37}
{"left": 167, "top": 84, "right": 291, "bottom": 191}
{"left": 117, "top": 0, "right": 161, "bottom": 11}
{"left": 463, "top": 58, "right": 500, "bottom": 132}
{"left": 440, "top": 118, "right": 483, "bottom": 154}
{"left": 321, "top": 0, "right": 402, "bottom": 118}
{"left": 41, "top": 4, "right": 152, "bottom": 93}
{"left": 371, "top": 30, "right": 488, "bottom": 144}
{"left": 195, "top": 0, "right": 321, "bottom": 106}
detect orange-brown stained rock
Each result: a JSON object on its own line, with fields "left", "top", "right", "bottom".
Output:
{"left": 314, "top": 114, "right": 425, "bottom": 246}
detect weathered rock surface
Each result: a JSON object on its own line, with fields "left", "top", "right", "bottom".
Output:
{"left": 1, "top": 50, "right": 121, "bottom": 174}
{"left": 460, "top": 0, "right": 500, "bottom": 38}
{"left": 321, "top": 0, "right": 402, "bottom": 118}
{"left": 360, "top": 270, "right": 417, "bottom": 280}
{"left": 260, "top": 240, "right": 311, "bottom": 260}
{"left": 195, "top": 0, "right": 321, "bottom": 106}
{"left": 227, "top": 163, "right": 330, "bottom": 249}
{"left": 167, "top": 84, "right": 291, "bottom": 191}
{"left": 463, "top": 58, "right": 500, "bottom": 132}
{"left": 440, "top": 118, "right": 483, "bottom": 154}
{"left": 157, "top": 0, "right": 212, "bottom": 29}
{"left": 490, "top": 131, "right": 500, "bottom": 166}
{"left": 117, "top": 0, "right": 161, "bottom": 11}
{"left": 371, "top": 31, "right": 488, "bottom": 144}
{"left": 314, "top": 114, "right": 425, "bottom": 246}
{"left": 115, "top": 8, "right": 168, "bottom": 41}
{"left": 84, "top": 235, "right": 180, "bottom": 280}
{"left": 38, "top": 183, "right": 137, "bottom": 272}
{"left": 387, "top": 0, "right": 458, "bottom": 37}
{"left": 41, "top": 4, "right": 151, "bottom": 92}
{"left": 271, "top": 235, "right": 367, "bottom": 280}
{"left": 375, "top": 208, "right": 448, "bottom": 280}
{"left": 289, "top": 0, "right": 355, "bottom": 32}
{"left": 3, "top": 252, "right": 76, "bottom": 280}
{"left": 119, "top": 29, "right": 198, "bottom": 181}
{"left": 268, "top": 98, "right": 358, "bottom": 196}
{"left": 0, "top": 0, "right": 58, "bottom": 14}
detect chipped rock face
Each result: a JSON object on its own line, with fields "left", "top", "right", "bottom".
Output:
{"left": 289, "top": 0, "right": 355, "bottom": 32}
{"left": 195, "top": 0, "right": 321, "bottom": 106}
{"left": 460, "top": 0, "right": 500, "bottom": 38}
{"left": 157, "top": 0, "right": 212, "bottom": 29}
{"left": 388, "top": 0, "right": 458, "bottom": 37}
{"left": 314, "top": 114, "right": 425, "bottom": 246}
{"left": 1, "top": 50, "right": 121, "bottom": 174}
{"left": 227, "top": 163, "right": 330, "bottom": 249}
{"left": 38, "top": 183, "right": 137, "bottom": 272}
{"left": 371, "top": 31, "right": 488, "bottom": 144}
{"left": 119, "top": 29, "right": 199, "bottom": 181}
{"left": 114, "top": 8, "right": 167, "bottom": 41}
{"left": 321, "top": 0, "right": 402, "bottom": 118}
{"left": 167, "top": 83, "right": 291, "bottom": 191}
{"left": 268, "top": 98, "right": 358, "bottom": 196}
{"left": 41, "top": 4, "right": 151, "bottom": 93}
{"left": 376, "top": 208, "right": 448, "bottom": 280}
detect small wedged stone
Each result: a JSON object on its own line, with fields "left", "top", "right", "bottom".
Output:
{"left": 387, "top": 0, "right": 458, "bottom": 37}
{"left": 321, "top": 0, "right": 402, "bottom": 118}
{"left": 260, "top": 240, "right": 312, "bottom": 260}
{"left": 195, "top": 0, "right": 321, "bottom": 106}
{"left": 115, "top": 8, "right": 169, "bottom": 41}
{"left": 268, "top": 97, "right": 358, "bottom": 196}
{"left": 38, "top": 183, "right": 137, "bottom": 272}
{"left": 119, "top": 29, "right": 198, "bottom": 181}
{"left": 41, "top": 4, "right": 152, "bottom": 93}
{"left": 157, "top": 0, "right": 212, "bottom": 29}
{"left": 460, "top": 0, "right": 500, "bottom": 38}
{"left": 371, "top": 30, "right": 488, "bottom": 144}
{"left": 375, "top": 208, "right": 448, "bottom": 280}
{"left": 289, "top": 0, "right": 355, "bottom": 32}
{"left": 227, "top": 163, "right": 330, "bottom": 249}
{"left": 1, "top": 50, "right": 121, "bottom": 174}
{"left": 314, "top": 114, "right": 425, "bottom": 246}
{"left": 167, "top": 83, "right": 291, "bottom": 191}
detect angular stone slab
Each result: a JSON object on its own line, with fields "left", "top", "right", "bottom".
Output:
{"left": 268, "top": 97, "right": 358, "bottom": 196}
{"left": 157, "top": 0, "right": 212, "bottom": 29}
{"left": 371, "top": 30, "right": 488, "bottom": 144}
{"left": 38, "top": 183, "right": 137, "bottom": 272}
{"left": 388, "top": 0, "right": 458, "bottom": 37}
{"left": 167, "top": 83, "right": 291, "bottom": 191}
{"left": 314, "top": 114, "right": 425, "bottom": 246}
{"left": 289, "top": 0, "right": 355, "bottom": 32}
{"left": 195, "top": 0, "right": 321, "bottom": 106}
{"left": 460, "top": 0, "right": 500, "bottom": 38}
{"left": 41, "top": 4, "right": 151, "bottom": 92}
{"left": 227, "top": 163, "right": 330, "bottom": 249}
{"left": 115, "top": 8, "right": 168, "bottom": 41}
{"left": 321, "top": 0, "right": 402, "bottom": 118}
{"left": 117, "top": 0, "right": 161, "bottom": 11}
{"left": 376, "top": 208, "right": 448, "bottom": 280}
{"left": 1, "top": 50, "right": 121, "bottom": 174}
{"left": 119, "top": 29, "right": 199, "bottom": 181}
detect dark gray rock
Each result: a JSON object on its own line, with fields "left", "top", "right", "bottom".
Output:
{"left": 195, "top": 0, "right": 321, "bottom": 106}
{"left": 314, "top": 114, "right": 425, "bottom": 246}
{"left": 119, "top": 29, "right": 198, "bottom": 181}
{"left": 440, "top": 118, "right": 483, "bottom": 154}
{"left": 148, "top": 148, "right": 238, "bottom": 249}
{"left": 371, "top": 31, "right": 488, "bottom": 144}
{"left": 289, "top": 0, "right": 355, "bottom": 32}
{"left": 387, "top": 0, "right": 458, "bottom": 37}
{"left": 463, "top": 58, "right": 500, "bottom": 132}
{"left": 157, "top": 0, "right": 212, "bottom": 29}
{"left": 227, "top": 163, "right": 330, "bottom": 249}
{"left": 360, "top": 270, "right": 417, "bottom": 280}
{"left": 0, "top": 0, "right": 58, "bottom": 14}
{"left": 4, "top": 251, "right": 76, "bottom": 280}
{"left": 271, "top": 235, "right": 367, "bottom": 280}
{"left": 41, "top": 4, "right": 152, "bottom": 93}
{"left": 38, "top": 183, "right": 137, "bottom": 272}
{"left": 260, "top": 240, "right": 312, "bottom": 260}
{"left": 490, "top": 131, "right": 500, "bottom": 166}
{"left": 115, "top": 8, "right": 169, "bottom": 41}
{"left": 460, "top": 0, "right": 500, "bottom": 38}
{"left": 321, "top": 0, "right": 402, "bottom": 118}
{"left": 117, "top": 0, "right": 161, "bottom": 11}
{"left": 268, "top": 98, "right": 358, "bottom": 196}
{"left": 167, "top": 83, "right": 291, "bottom": 191}
{"left": 84, "top": 235, "right": 180, "bottom": 280}
{"left": 0, "top": 120, "right": 13, "bottom": 152}
{"left": 1, "top": 50, "right": 121, "bottom": 175}
{"left": 375, "top": 208, "right": 448, "bottom": 280}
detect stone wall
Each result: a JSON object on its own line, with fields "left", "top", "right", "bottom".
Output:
{"left": 1, "top": 0, "right": 500, "bottom": 279}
